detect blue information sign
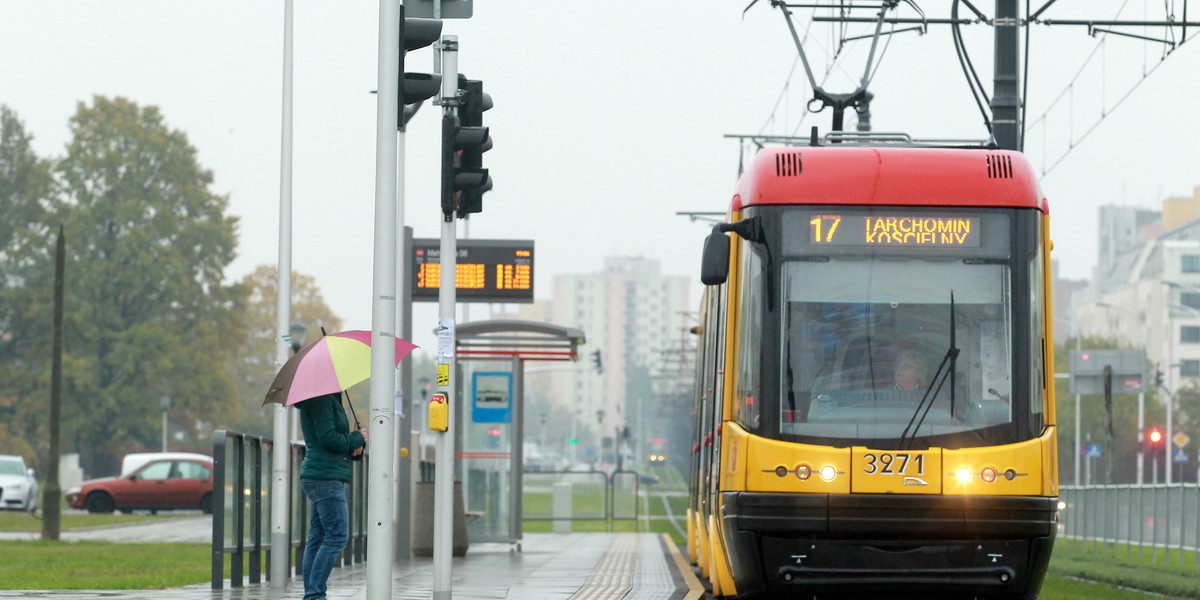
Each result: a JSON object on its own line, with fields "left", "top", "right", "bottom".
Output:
{"left": 1086, "top": 444, "right": 1102, "bottom": 459}
{"left": 1174, "top": 448, "right": 1189, "bottom": 464}
{"left": 472, "top": 372, "right": 512, "bottom": 424}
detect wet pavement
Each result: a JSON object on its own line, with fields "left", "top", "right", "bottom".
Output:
{"left": 0, "top": 532, "right": 702, "bottom": 600}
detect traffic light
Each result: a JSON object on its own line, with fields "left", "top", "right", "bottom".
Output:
{"left": 440, "top": 79, "right": 491, "bottom": 220}
{"left": 1149, "top": 428, "right": 1163, "bottom": 447}
{"left": 592, "top": 350, "right": 603, "bottom": 374}
{"left": 398, "top": 7, "right": 442, "bottom": 127}
{"left": 456, "top": 78, "right": 493, "bottom": 218}
{"left": 1156, "top": 363, "right": 1164, "bottom": 387}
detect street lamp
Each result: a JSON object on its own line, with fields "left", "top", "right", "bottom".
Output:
{"left": 160, "top": 395, "right": 170, "bottom": 452}
{"left": 1096, "top": 301, "right": 1147, "bottom": 484}
{"left": 289, "top": 322, "right": 309, "bottom": 354}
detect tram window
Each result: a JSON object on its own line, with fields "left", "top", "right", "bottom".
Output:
{"left": 734, "top": 241, "right": 763, "bottom": 430}
{"left": 779, "top": 255, "right": 1017, "bottom": 446}
{"left": 1028, "top": 236, "right": 1045, "bottom": 432}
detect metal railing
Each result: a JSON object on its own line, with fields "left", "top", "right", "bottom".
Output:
{"left": 519, "top": 469, "right": 641, "bottom": 526}
{"left": 211, "top": 430, "right": 369, "bottom": 589}
{"left": 1059, "top": 481, "right": 1200, "bottom": 566}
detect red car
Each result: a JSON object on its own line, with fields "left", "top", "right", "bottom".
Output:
{"left": 66, "top": 456, "right": 214, "bottom": 514}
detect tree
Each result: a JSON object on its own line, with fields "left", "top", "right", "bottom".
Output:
{"left": 228, "top": 265, "right": 342, "bottom": 437}
{"left": 1, "top": 96, "right": 246, "bottom": 477}
{"left": 0, "top": 106, "right": 53, "bottom": 465}
{"left": 0, "top": 106, "right": 50, "bottom": 254}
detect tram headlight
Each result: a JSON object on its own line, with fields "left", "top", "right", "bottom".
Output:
{"left": 980, "top": 467, "right": 998, "bottom": 483}
{"left": 820, "top": 465, "right": 837, "bottom": 482}
{"left": 794, "top": 464, "right": 811, "bottom": 481}
{"left": 956, "top": 468, "right": 973, "bottom": 484}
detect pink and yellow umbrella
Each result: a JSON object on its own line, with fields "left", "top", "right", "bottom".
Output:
{"left": 263, "top": 330, "right": 418, "bottom": 407}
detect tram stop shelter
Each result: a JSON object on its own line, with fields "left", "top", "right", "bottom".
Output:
{"left": 451, "top": 320, "right": 585, "bottom": 549}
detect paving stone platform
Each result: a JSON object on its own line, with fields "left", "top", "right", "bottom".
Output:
{"left": 0, "top": 532, "right": 702, "bottom": 600}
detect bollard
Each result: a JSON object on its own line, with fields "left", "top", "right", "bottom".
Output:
{"left": 552, "top": 482, "right": 572, "bottom": 533}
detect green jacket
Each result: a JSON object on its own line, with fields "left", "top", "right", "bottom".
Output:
{"left": 298, "top": 393, "right": 365, "bottom": 483}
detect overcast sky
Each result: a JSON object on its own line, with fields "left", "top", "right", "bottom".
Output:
{"left": 3, "top": 1, "right": 1198, "bottom": 353}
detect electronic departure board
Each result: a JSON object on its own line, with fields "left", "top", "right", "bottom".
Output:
{"left": 411, "top": 239, "right": 534, "bottom": 303}
{"left": 807, "top": 213, "right": 981, "bottom": 247}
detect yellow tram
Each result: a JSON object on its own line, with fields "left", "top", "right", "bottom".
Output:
{"left": 688, "top": 145, "right": 1058, "bottom": 599}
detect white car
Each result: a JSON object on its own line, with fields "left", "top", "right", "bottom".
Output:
{"left": 0, "top": 455, "right": 38, "bottom": 512}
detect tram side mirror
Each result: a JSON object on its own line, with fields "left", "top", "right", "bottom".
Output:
{"left": 701, "top": 229, "right": 730, "bottom": 286}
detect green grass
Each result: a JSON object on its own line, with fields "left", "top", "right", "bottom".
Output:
{"left": 0, "top": 541, "right": 210, "bottom": 589}
{"left": 1038, "top": 574, "right": 1169, "bottom": 599}
{"left": 1045, "top": 541, "right": 1200, "bottom": 599}
{"left": 0, "top": 510, "right": 178, "bottom": 532}
{"left": 521, "top": 486, "right": 687, "bottom": 545}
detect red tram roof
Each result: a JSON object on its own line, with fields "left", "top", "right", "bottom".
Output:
{"left": 732, "top": 146, "right": 1047, "bottom": 214}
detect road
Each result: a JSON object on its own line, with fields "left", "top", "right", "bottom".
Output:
{"left": 0, "top": 511, "right": 211, "bottom": 543}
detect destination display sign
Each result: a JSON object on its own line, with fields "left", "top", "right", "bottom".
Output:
{"left": 412, "top": 239, "right": 534, "bottom": 303}
{"left": 807, "top": 213, "right": 981, "bottom": 247}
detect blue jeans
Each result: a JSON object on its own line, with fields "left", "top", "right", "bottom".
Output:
{"left": 301, "top": 479, "right": 349, "bottom": 600}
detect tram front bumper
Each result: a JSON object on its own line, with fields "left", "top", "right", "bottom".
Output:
{"left": 720, "top": 492, "right": 1057, "bottom": 598}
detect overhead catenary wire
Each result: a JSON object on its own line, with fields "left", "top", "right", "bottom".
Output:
{"left": 754, "top": 0, "right": 909, "bottom": 147}
{"left": 951, "top": 0, "right": 993, "bottom": 135}
{"left": 1026, "top": 0, "right": 1199, "bottom": 177}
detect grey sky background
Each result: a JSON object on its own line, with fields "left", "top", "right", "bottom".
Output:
{"left": 2, "top": 1, "right": 1198, "bottom": 354}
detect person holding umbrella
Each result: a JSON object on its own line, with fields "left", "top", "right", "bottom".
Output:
{"left": 262, "top": 329, "right": 417, "bottom": 600}
{"left": 298, "top": 391, "right": 366, "bottom": 600}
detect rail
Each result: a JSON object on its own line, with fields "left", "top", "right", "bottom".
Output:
{"left": 210, "top": 430, "right": 369, "bottom": 589}
{"left": 1059, "top": 481, "right": 1200, "bottom": 566}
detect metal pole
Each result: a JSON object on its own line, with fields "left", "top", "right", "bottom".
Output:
{"left": 395, "top": 227, "right": 413, "bottom": 559}
{"left": 434, "top": 35, "right": 459, "bottom": 600}
{"left": 991, "top": 0, "right": 1021, "bottom": 150}
{"left": 511, "top": 356, "right": 524, "bottom": 546}
{"left": 1167, "top": 308, "right": 1174, "bottom": 485}
{"left": 1080, "top": 333, "right": 1089, "bottom": 487}
{"left": 269, "top": 0, "right": 295, "bottom": 586}
{"left": 161, "top": 396, "right": 169, "bottom": 452}
{"left": 1139, "top": 318, "right": 1147, "bottom": 485}
{"left": 1153, "top": 471, "right": 1160, "bottom": 564}
{"left": 367, "top": 0, "right": 401, "bottom": 596}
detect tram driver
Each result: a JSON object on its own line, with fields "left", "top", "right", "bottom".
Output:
{"left": 892, "top": 350, "right": 932, "bottom": 391}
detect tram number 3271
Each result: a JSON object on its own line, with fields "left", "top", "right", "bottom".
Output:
{"left": 862, "top": 453, "right": 925, "bottom": 476}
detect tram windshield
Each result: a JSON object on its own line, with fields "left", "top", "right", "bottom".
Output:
{"left": 772, "top": 207, "right": 1042, "bottom": 449}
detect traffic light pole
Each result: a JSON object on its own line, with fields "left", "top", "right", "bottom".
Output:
{"left": 367, "top": 0, "right": 401, "bottom": 597}
{"left": 434, "top": 35, "right": 459, "bottom": 600}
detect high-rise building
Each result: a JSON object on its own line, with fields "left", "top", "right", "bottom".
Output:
{"left": 551, "top": 257, "right": 690, "bottom": 466}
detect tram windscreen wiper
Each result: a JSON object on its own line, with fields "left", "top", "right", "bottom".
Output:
{"left": 898, "top": 292, "right": 960, "bottom": 451}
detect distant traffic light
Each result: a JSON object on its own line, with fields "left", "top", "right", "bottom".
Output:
{"left": 1149, "top": 429, "right": 1163, "bottom": 446}
{"left": 592, "top": 350, "right": 603, "bottom": 374}
{"left": 398, "top": 8, "right": 442, "bottom": 127}
{"left": 1156, "top": 363, "right": 1164, "bottom": 387}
